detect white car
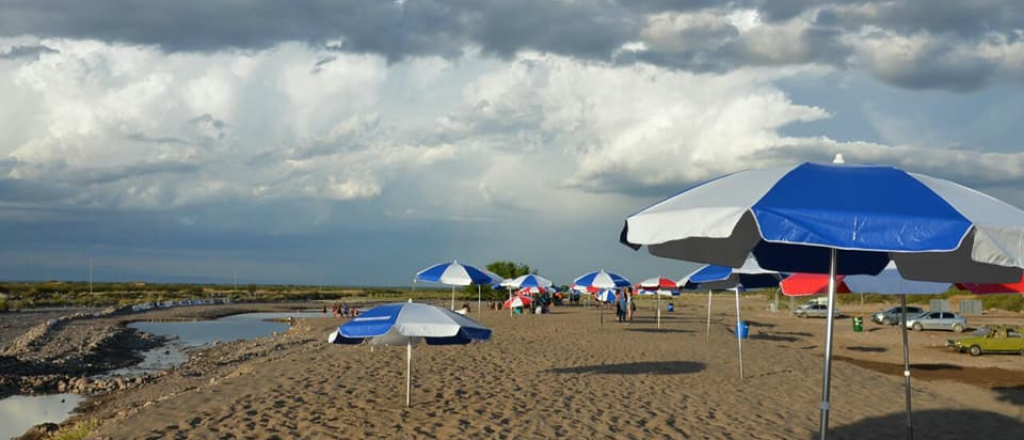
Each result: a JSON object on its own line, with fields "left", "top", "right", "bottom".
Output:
{"left": 905, "top": 311, "right": 966, "bottom": 332}
{"left": 795, "top": 303, "right": 841, "bottom": 318}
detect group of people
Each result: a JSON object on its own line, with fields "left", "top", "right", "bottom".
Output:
{"left": 325, "top": 302, "right": 358, "bottom": 318}
{"left": 615, "top": 287, "right": 637, "bottom": 323}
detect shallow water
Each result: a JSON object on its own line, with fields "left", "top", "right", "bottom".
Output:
{"left": 128, "top": 311, "right": 326, "bottom": 348}
{"left": 0, "top": 394, "right": 83, "bottom": 440}
{"left": 112, "top": 311, "right": 331, "bottom": 375}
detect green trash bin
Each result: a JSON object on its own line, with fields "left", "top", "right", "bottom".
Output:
{"left": 852, "top": 316, "right": 864, "bottom": 332}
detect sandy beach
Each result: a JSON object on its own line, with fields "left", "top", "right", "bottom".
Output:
{"left": 32, "top": 295, "right": 1015, "bottom": 440}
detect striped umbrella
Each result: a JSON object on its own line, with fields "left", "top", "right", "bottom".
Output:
{"left": 414, "top": 260, "right": 500, "bottom": 318}
{"left": 621, "top": 157, "right": 1024, "bottom": 440}
{"left": 573, "top": 270, "right": 631, "bottom": 289}
{"left": 328, "top": 300, "right": 491, "bottom": 406}
{"left": 638, "top": 277, "right": 680, "bottom": 329}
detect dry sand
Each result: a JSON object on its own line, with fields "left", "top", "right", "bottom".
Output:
{"left": 81, "top": 296, "right": 1023, "bottom": 440}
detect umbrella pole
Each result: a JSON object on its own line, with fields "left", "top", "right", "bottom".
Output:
{"left": 451, "top": 285, "right": 455, "bottom": 311}
{"left": 735, "top": 287, "right": 744, "bottom": 379}
{"left": 477, "top": 285, "right": 482, "bottom": 321}
{"left": 901, "top": 294, "right": 914, "bottom": 440}
{"left": 819, "top": 248, "right": 839, "bottom": 440}
{"left": 706, "top": 290, "right": 712, "bottom": 342}
{"left": 657, "top": 293, "right": 661, "bottom": 329}
{"left": 406, "top": 341, "right": 412, "bottom": 407}
{"left": 509, "top": 288, "right": 513, "bottom": 318}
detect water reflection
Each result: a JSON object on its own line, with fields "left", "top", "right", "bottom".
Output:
{"left": 128, "top": 311, "right": 325, "bottom": 348}
{"left": 0, "top": 394, "right": 83, "bottom": 440}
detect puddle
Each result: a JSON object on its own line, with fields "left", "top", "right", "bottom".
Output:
{"left": 0, "top": 394, "right": 83, "bottom": 440}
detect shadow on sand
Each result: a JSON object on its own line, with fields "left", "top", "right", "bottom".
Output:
{"left": 845, "top": 346, "right": 888, "bottom": 353}
{"left": 547, "top": 361, "right": 705, "bottom": 376}
{"left": 623, "top": 328, "right": 694, "bottom": 334}
{"left": 994, "top": 386, "right": 1024, "bottom": 405}
{"left": 749, "top": 330, "right": 812, "bottom": 343}
{"left": 820, "top": 409, "right": 1024, "bottom": 440}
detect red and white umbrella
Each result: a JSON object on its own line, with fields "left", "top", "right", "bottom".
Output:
{"left": 503, "top": 295, "right": 532, "bottom": 310}
{"left": 638, "top": 277, "right": 679, "bottom": 328}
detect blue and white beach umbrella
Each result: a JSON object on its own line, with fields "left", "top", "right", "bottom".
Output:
{"left": 502, "top": 274, "right": 553, "bottom": 289}
{"left": 415, "top": 260, "right": 500, "bottom": 315}
{"left": 573, "top": 270, "right": 631, "bottom": 289}
{"left": 329, "top": 300, "right": 491, "bottom": 407}
{"left": 621, "top": 157, "right": 1024, "bottom": 439}
{"left": 680, "top": 257, "right": 782, "bottom": 378}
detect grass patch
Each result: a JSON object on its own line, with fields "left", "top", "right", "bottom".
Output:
{"left": 48, "top": 419, "right": 98, "bottom": 440}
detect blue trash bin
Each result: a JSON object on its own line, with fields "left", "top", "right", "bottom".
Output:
{"left": 735, "top": 320, "right": 749, "bottom": 339}
{"left": 666, "top": 303, "right": 675, "bottom": 313}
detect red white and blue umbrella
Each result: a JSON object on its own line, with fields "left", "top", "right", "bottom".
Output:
{"left": 621, "top": 158, "right": 1024, "bottom": 439}
{"left": 500, "top": 274, "right": 552, "bottom": 316}
{"left": 573, "top": 269, "right": 631, "bottom": 289}
{"left": 573, "top": 270, "right": 630, "bottom": 329}
{"left": 637, "top": 277, "right": 679, "bottom": 329}
{"left": 329, "top": 300, "right": 491, "bottom": 407}
{"left": 414, "top": 260, "right": 500, "bottom": 317}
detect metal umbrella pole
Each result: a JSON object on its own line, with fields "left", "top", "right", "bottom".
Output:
{"left": 734, "top": 286, "right": 744, "bottom": 379}
{"left": 705, "top": 290, "right": 713, "bottom": 342}
{"left": 477, "top": 285, "right": 482, "bottom": 321}
{"left": 406, "top": 341, "right": 412, "bottom": 407}
{"left": 819, "top": 249, "right": 839, "bottom": 440}
{"left": 901, "top": 294, "right": 914, "bottom": 440}
{"left": 450, "top": 285, "right": 456, "bottom": 311}
{"left": 657, "top": 292, "right": 662, "bottom": 329}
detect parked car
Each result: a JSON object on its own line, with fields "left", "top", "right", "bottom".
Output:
{"left": 794, "top": 303, "right": 841, "bottom": 318}
{"left": 871, "top": 306, "right": 925, "bottom": 325}
{"left": 904, "top": 311, "right": 966, "bottom": 332}
{"left": 947, "top": 325, "right": 1024, "bottom": 356}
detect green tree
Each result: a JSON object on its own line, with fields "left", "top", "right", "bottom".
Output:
{"left": 461, "top": 261, "right": 535, "bottom": 300}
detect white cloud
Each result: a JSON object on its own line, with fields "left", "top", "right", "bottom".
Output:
{"left": 1, "top": 38, "right": 1023, "bottom": 228}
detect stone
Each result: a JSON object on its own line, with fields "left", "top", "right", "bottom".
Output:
{"left": 19, "top": 422, "right": 59, "bottom": 440}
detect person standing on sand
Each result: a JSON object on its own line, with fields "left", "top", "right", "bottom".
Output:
{"left": 616, "top": 290, "right": 629, "bottom": 323}
{"left": 622, "top": 286, "right": 630, "bottom": 321}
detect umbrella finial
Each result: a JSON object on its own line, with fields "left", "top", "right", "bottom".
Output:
{"left": 832, "top": 153, "right": 845, "bottom": 164}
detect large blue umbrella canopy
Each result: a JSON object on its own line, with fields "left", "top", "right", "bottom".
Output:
{"left": 621, "top": 161, "right": 1024, "bottom": 282}
{"left": 620, "top": 158, "right": 1024, "bottom": 440}
{"left": 329, "top": 300, "right": 491, "bottom": 406}
{"left": 414, "top": 260, "right": 500, "bottom": 313}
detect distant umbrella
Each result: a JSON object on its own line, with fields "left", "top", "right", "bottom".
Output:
{"left": 414, "top": 260, "right": 500, "bottom": 320}
{"left": 638, "top": 277, "right": 680, "bottom": 328}
{"left": 680, "top": 257, "right": 782, "bottom": 378}
{"left": 574, "top": 270, "right": 631, "bottom": 329}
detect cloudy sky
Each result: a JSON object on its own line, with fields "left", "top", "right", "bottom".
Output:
{"left": 2, "top": 0, "right": 1024, "bottom": 286}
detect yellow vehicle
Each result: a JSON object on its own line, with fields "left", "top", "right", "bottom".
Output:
{"left": 947, "top": 325, "right": 1024, "bottom": 356}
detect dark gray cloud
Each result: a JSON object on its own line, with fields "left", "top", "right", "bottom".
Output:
{"left": 0, "top": 44, "right": 57, "bottom": 60}
{"left": 125, "top": 132, "right": 187, "bottom": 145}
{"left": 1, "top": 1, "right": 1021, "bottom": 93}
{"left": 822, "top": 0, "right": 1024, "bottom": 37}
